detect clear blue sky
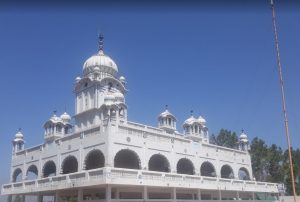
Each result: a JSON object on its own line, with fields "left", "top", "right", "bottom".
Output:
{"left": 0, "top": 1, "right": 299, "bottom": 197}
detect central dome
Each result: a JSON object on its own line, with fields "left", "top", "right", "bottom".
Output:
{"left": 83, "top": 50, "right": 118, "bottom": 77}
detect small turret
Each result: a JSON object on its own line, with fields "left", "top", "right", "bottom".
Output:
{"left": 239, "top": 130, "right": 249, "bottom": 151}
{"left": 12, "top": 129, "right": 25, "bottom": 153}
{"left": 183, "top": 111, "right": 209, "bottom": 142}
{"left": 43, "top": 111, "right": 72, "bottom": 143}
{"left": 158, "top": 105, "right": 177, "bottom": 134}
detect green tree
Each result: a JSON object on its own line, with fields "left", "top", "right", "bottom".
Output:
{"left": 14, "top": 195, "right": 21, "bottom": 202}
{"left": 250, "top": 137, "right": 268, "bottom": 181}
{"left": 283, "top": 148, "right": 300, "bottom": 195}
{"left": 266, "top": 144, "right": 284, "bottom": 183}
{"left": 210, "top": 129, "right": 238, "bottom": 149}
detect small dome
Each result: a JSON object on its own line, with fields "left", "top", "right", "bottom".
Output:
{"left": 83, "top": 50, "right": 118, "bottom": 77}
{"left": 119, "top": 76, "right": 126, "bottom": 83}
{"left": 75, "top": 76, "right": 81, "bottom": 83}
{"left": 60, "top": 112, "right": 71, "bottom": 123}
{"left": 184, "top": 115, "right": 197, "bottom": 125}
{"left": 239, "top": 131, "right": 248, "bottom": 140}
{"left": 197, "top": 115, "right": 206, "bottom": 124}
{"left": 15, "top": 130, "right": 24, "bottom": 139}
{"left": 159, "top": 110, "right": 172, "bottom": 117}
{"left": 50, "top": 114, "right": 61, "bottom": 122}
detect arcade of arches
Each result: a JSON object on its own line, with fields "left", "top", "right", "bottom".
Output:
{"left": 12, "top": 149, "right": 251, "bottom": 181}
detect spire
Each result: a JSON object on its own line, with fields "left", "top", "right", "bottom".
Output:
{"left": 98, "top": 33, "right": 104, "bottom": 52}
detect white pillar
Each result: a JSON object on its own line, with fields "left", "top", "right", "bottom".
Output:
{"left": 172, "top": 187, "right": 176, "bottom": 202}
{"left": 252, "top": 192, "right": 255, "bottom": 202}
{"left": 143, "top": 186, "right": 148, "bottom": 201}
{"left": 116, "top": 188, "right": 120, "bottom": 199}
{"left": 198, "top": 189, "right": 201, "bottom": 202}
{"left": 237, "top": 191, "right": 240, "bottom": 201}
{"left": 106, "top": 185, "right": 112, "bottom": 202}
{"left": 78, "top": 188, "right": 83, "bottom": 202}
{"left": 218, "top": 189, "right": 222, "bottom": 202}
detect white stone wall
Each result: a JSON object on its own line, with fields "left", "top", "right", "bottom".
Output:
{"left": 10, "top": 120, "right": 252, "bottom": 183}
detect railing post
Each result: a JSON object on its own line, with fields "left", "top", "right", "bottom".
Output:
{"left": 218, "top": 189, "right": 222, "bottom": 202}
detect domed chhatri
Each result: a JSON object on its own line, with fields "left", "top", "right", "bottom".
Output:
{"left": 158, "top": 106, "right": 177, "bottom": 133}
{"left": 3, "top": 36, "right": 282, "bottom": 202}
{"left": 83, "top": 34, "right": 118, "bottom": 78}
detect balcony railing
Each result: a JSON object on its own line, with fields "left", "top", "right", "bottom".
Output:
{"left": 1, "top": 167, "right": 281, "bottom": 195}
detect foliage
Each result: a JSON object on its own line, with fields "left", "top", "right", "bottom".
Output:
{"left": 60, "top": 196, "right": 78, "bottom": 202}
{"left": 213, "top": 128, "right": 300, "bottom": 195}
{"left": 14, "top": 195, "right": 21, "bottom": 202}
{"left": 210, "top": 129, "right": 238, "bottom": 149}
{"left": 250, "top": 137, "right": 269, "bottom": 181}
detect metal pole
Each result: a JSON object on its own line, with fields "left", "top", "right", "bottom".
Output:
{"left": 270, "top": 1, "right": 297, "bottom": 202}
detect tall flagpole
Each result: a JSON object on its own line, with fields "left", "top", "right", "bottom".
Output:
{"left": 270, "top": 0, "right": 297, "bottom": 201}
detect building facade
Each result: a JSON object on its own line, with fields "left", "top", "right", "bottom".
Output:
{"left": 1, "top": 35, "right": 282, "bottom": 202}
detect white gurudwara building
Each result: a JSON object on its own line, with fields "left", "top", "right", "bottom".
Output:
{"left": 1, "top": 35, "right": 282, "bottom": 202}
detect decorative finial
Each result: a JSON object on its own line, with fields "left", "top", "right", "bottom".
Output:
{"left": 18, "top": 128, "right": 22, "bottom": 132}
{"left": 241, "top": 129, "right": 244, "bottom": 133}
{"left": 190, "top": 110, "right": 194, "bottom": 116}
{"left": 98, "top": 33, "right": 104, "bottom": 52}
{"left": 53, "top": 110, "right": 57, "bottom": 115}
{"left": 165, "top": 105, "right": 168, "bottom": 110}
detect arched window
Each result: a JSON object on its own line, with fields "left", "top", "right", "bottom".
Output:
{"left": 200, "top": 161, "right": 216, "bottom": 177}
{"left": 148, "top": 154, "right": 170, "bottom": 172}
{"left": 12, "top": 168, "right": 22, "bottom": 182}
{"left": 177, "top": 158, "right": 194, "bottom": 175}
{"left": 114, "top": 149, "right": 141, "bottom": 169}
{"left": 221, "top": 164, "right": 234, "bottom": 179}
{"left": 26, "top": 165, "right": 38, "bottom": 180}
{"left": 85, "top": 149, "right": 105, "bottom": 170}
{"left": 62, "top": 156, "right": 78, "bottom": 174}
{"left": 43, "top": 161, "right": 56, "bottom": 177}
{"left": 238, "top": 167, "right": 250, "bottom": 180}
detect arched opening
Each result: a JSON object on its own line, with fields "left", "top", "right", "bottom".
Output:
{"left": 12, "top": 168, "right": 22, "bottom": 182}
{"left": 221, "top": 164, "right": 234, "bottom": 179}
{"left": 200, "top": 161, "right": 216, "bottom": 177}
{"left": 26, "top": 165, "right": 38, "bottom": 180}
{"left": 238, "top": 167, "right": 250, "bottom": 180}
{"left": 177, "top": 158, "right": 194, "bottom": 175}
{"left": 85, "top": 149, "right": 105, "bottom": 170}
{"left": 114, "top": 149, "right": 141, "bottom": 169}
{"left": 62, "top": 156, "right": 78, "bottom": 174}
{"left": 43, "top": 161, "right": 56, "bottom": 177}
{"left": 148, "top": 154, "right": 170, "bottom": 172}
